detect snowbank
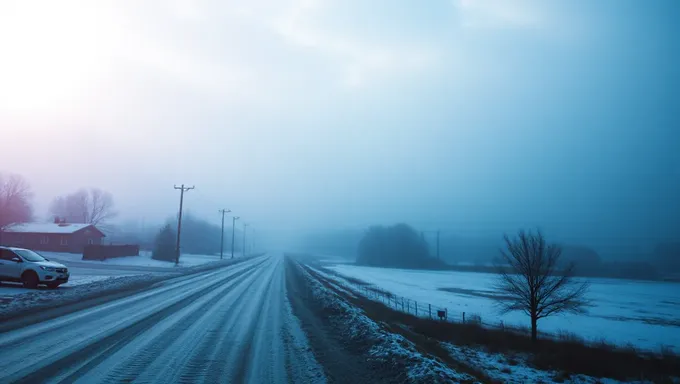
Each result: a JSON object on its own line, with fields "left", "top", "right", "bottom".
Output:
{"left": 295, "top": 261, "right": 476, "bottom": 383}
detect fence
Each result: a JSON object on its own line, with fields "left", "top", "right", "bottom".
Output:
{"left": 83, "top": 245, "right": 140, "bottom": 261}
{"left": 311, "top": 265, "right": 526, "bottom": 335}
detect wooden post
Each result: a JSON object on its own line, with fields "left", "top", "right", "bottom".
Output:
{"left": 429, "top": 304, "right": 432, "bottom": 319}
{"left": 401, "top": 298, "right": 405, "bottom": 312}
{"left": 463, "top": 312, "right": 466, "bottom": 323}
{"left": 415, "top": 301, "right": 418, "bottom": 317}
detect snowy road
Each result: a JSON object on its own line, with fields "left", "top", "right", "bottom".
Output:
{"left": 0, "top": 254, "right": 325, "bottom": 383}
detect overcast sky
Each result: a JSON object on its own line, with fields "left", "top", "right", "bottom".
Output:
{"left": 1, "top": 0, "right": 678, "bottom": 251}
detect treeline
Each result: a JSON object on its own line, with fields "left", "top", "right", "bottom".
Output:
{"left": 0, "top": 172, "right": 116, "bottom": 231}
{"left": 357, "top": 224, "right": 448, "bottom": 269}
{"left": 108, "top": 213, "right": 243, "bottom": 260}
{"left": 306, "top": 220, "right": 679, "bottom": 280}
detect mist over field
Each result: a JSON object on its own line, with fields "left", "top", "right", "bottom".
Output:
{"left": 1, "top": 0, "right": 679, "bottom": 261}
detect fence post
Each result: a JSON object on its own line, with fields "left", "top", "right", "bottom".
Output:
{"left": 429, "top": 304, "right": 432, "bottom": 319}
{"left": 463, "top": 312, "right": 466, "bottom": 324}
{"left": 415, "top": 301, "right": 418, "bottom": 317}
{"left": 401, "top": 297, "right": 405, "bottom": 312}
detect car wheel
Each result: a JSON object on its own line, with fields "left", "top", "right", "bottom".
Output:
{"left": 22, "top": 271, "right": 39, "bottom": 289}
{"left": 46, "top": 282, "right": 60, "bottom": 289}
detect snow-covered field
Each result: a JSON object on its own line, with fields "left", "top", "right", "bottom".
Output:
{"left": 328, "top": 264, "right": 680, "bottom": 351}
{"left": 45, "top": 250, "right": 238, "bottom": 268}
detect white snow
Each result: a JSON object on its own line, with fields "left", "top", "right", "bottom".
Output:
{"left": 327, "top": 264, "right": 680, "bottom": 351}
{"left": 43, "top": 250, "right": 240, "bottom": 268}
{"left": 5, "top": 222, "right": 94, "bottom": 234}
{"left": 295, "top": 261, "right": 477, "bottom": 383}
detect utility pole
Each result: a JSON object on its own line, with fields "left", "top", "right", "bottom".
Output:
{"left": 231, "top": 216, "right": 240, "bottom": 259}
{"left": 219, "top": 208, "right": 231, "bottom": 259}
{"left": 174, "top": 184, "right": 195, "bottom": 266}
{"left": 243, "top": 223, "right": 249, "bottom": 257}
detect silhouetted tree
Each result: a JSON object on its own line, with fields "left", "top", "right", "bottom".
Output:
{"left": 357, "top": 223, "right": 437, "bottom": 268}
{"left": 494, "top": 230, "right": 589, "bottom": 342}
{"left": 49, "top": 188, "right": 117, "bottom": 227}
{"left": 0, "top": 173, "right": 34, "bottom": 233}
{"left": 152, "top": 224, "right": 176, "bottom": 262}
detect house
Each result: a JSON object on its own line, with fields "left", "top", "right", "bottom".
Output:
{"left": 1, "top": 221, "right": 106, "bottom": 254}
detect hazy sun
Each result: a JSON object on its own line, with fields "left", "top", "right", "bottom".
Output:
{"left": 0, "top": 1, "right": 118, "bottom": 112}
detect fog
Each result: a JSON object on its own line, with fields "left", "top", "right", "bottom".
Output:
{"left": 1, "top": 0, "right": 678, "bottom": 257}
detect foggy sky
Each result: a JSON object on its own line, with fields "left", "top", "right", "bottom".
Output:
{"left": 1, "top": 0, "right": 678, "bottom": 252}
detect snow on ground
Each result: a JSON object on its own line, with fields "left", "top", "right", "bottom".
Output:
{"left": 443, "top": 343, "right": 641, "bottom": 384}
{"left": 0, "top": 274, "right": 130, "bottom": 297}
{"left": 0, "top": 274, "right": 159, "bottom": 317}
{"left": 0, "top": 250, "right": 245, "bottom": 303}
{"left": 328, "top": 264, "right": 680, "bottom": 351}
{"left": 297, "top": 262, "right": 477, "bottom": 383}
{"left": 283, "top": 296, "right": 327, "bottom": 383}
{"left": 44, "top": 250, "right": 241, "bottom": 268}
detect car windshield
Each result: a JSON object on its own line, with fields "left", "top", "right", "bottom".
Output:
{"left": 14, "top": 249, "right": 47, "bottom": 262}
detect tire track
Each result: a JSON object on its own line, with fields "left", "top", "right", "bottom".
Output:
{"left": 5, "top": 258, "right": 269, "bottom": 383}
{"left": 94, "top": 262, "right": 265, "bottom": 384}
{"left": 203, "top": 258, "right": 280, "bottom": 383}
{"left": 0, "top": 257, "right": 263, "bottom": 349}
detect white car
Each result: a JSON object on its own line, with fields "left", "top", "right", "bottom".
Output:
{"left": 0, "top": 246, "right": 70, "bottom": 289}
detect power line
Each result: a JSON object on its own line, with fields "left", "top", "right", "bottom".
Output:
{"left": 174, "top": 184, "right": 195, "bottom": 266}
{"left": 219, "top": 208, "right": 231, "bottom": 259}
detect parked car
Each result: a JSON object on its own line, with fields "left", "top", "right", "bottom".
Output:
{"left": 0, "top": 246, "right": 69, "bottom": 289}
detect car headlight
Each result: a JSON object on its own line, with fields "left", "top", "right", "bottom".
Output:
{"left": 40, "top": 266, "right": 56, "bottom": 272}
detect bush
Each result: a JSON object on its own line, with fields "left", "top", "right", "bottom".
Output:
{"left": 152, "top": 224, "right": 176, "bottom": 262}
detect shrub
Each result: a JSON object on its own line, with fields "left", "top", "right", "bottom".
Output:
{"left": 152, "top": 224, "right": 176, "bottom": 262}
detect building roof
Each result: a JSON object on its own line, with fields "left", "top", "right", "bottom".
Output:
{"left": 4, "top": 222, "right": 104, "bottom": 235}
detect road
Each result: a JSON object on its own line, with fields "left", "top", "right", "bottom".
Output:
{"left": 0, "top": 254, "right": 325, "bottom": 384}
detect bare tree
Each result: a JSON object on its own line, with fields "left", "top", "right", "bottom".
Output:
{"left": 87, "top": 188, "right": 116, "bottom": 225}
{"left": 0, "top": 173, "right": 34, "bottom": 232}
{"left": 49, "top": 188, "right": 116, "bottom": 226}
{"left": 494, "top": 230, "right": 589, "bottom": 342}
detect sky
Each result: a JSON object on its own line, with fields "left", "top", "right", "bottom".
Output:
{"left": 0, "top": 0, "right": 678, "bottom": 253}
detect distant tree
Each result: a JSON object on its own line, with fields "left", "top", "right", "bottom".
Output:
{"left": 357, "top": 223, "right": 439, "bottom": 268}
{"left": 560, "top": 245, "right": 602, "bottom": 273}
{"left": 654, "top": 242, "right": 680, "bottom": 273}
{"left": 49, "top": 188, "right": 117, "bottom": 226}
{"left": 165, "top": 214, "right": 222, "bottom": 255}
{"left": 494, "top": 230, "right": 589, "bottom": 342}
{"left": 152, "top": 224, "right": 177, "bottom": 262}
{"left": 0, "top": 173, "right": 34, "bottom": 232}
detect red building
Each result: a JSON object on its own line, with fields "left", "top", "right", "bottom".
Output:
{"left": 1, "top": 222, "right": 106, "bottom": 254}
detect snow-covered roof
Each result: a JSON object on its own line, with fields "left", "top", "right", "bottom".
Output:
{"left": 4, "top": 222, "right": 98, "bottom": 234}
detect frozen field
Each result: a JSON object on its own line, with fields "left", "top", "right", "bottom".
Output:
{"left": 328, "top": 264, "right": 680, "bottom": 351}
